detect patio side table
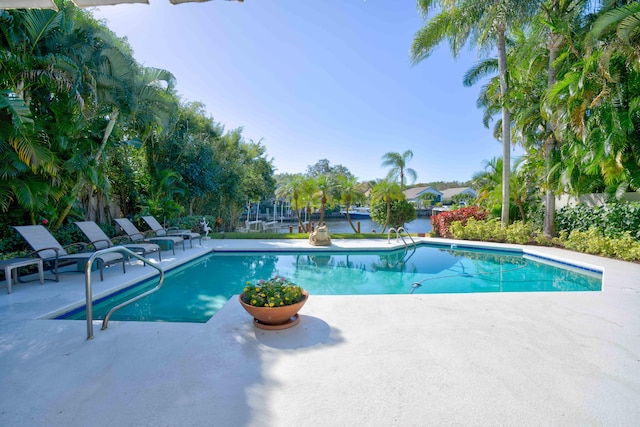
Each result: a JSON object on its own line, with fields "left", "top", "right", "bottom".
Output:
{"left": 0, "top": 257, "right": 44, "bottom": 294}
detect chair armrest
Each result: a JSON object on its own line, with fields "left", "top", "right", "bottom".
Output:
{"left": 111, "top": 235, "right": 133, "bottom": 245}
{"left": 86, "top": 239, "right": 112, "bottom": 251}
{"left": 28, "top": 247, "right": 60, "bottom": 259}
{"left": 62, "top": 242, "right": 89, "bottom": 254}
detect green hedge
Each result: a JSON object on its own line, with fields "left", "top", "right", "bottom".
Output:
{"left": 449, "top": 217, "right": 640, "bottom": 262}
{"left": 557, "top": 202, "right": 640, "bottom": 240}
{"left": 450, "top": 218, "right": 537, "bottom": 245}
{"left": 560, "top": 228, "right": 640, "bottom": 262}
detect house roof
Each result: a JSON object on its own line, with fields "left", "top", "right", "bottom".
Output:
{"left": 440, "top": 187, "right": 477, "bottom": 200}
{"left": 403, "top": 186, "right": 442, "bottom": 201}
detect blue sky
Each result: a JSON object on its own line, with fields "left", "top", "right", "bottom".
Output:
{"left": 94, "top": 0, "right": 522, "bottom": 183}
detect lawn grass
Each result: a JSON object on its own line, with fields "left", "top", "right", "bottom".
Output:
{"left": 209, "top": 232, "right": 389, "bottom": 239}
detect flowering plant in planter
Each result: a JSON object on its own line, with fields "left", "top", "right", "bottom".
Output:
{"left": 241, "top": 276, "right": 304, "bottom": 308}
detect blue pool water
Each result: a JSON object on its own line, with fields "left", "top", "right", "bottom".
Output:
{"left": 59, "top": 244, "right": 602, "bottom": 323}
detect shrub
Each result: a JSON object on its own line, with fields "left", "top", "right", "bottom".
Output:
{"left": 505, "top": 221, "right": 536, "bottom": 244}
{"left": 431, "top": 206, "right": 488, "bottom": 238}
{"left": 370, "top": 199, "right": 417, "bottom": 230}
{"left": 450, "top": 218, "right": 535, "bottom": 244}
{"left": 557, "top": 202, "right": 640, "bottom": 240}
{"left": 561, "top": 228, "right": 640, "bottom": 261}
{"left": 167, "top": 215, "right": 215, "bottom": 232}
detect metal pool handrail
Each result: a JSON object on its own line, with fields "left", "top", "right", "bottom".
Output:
{"left": 387, "top": 227, "right": 417, "bottom": 250}
{"left": 84, "top": 247, "right": 164, "bottom": 340}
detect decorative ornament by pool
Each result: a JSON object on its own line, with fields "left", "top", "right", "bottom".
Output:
{"left": 200, "top": 217, "right": 211, "bottom": 239}
{"left": 239, "top": 277, "right": 308, "bottom": 330}
{"left": 309, "top": 222, "right": 331, "bottom": 246}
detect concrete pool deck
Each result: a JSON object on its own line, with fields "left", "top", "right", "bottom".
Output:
{"left": 1, "top": 237, "right": 639, "bottom": 426}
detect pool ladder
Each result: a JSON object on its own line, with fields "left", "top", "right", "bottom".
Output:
{"left": 386, "top": 227, "right": 417, "bottom": 268}
{"left": 387, "top": 227, "right": 417, "bottom": 251}
{"left": 84, "top": 246, "right": 165, "bottom": 340}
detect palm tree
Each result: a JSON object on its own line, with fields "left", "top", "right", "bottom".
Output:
{"left": 583, "top": 1, "right": 640, "bottom": 193}
{"left": 315, "top": 174, "right": 334, "bottom": 225}
{"left": 275, "top": 173, "right": 306, "bottom": 230}
{"left": 411, "top": 0, "right": 538, "bottom": 225}
{"left": 0, "top": 6, "right": 75, "bottom": 219}
{"left": 472, "top": 156, "right": 531, "bottom": 221}
{"left": 299, "top": 176, "right": 319, "bottom": 231}
{"left": 536, "top": 0, "right": 593, "bottom": 237}
{"left": 472, "top": 157, "right": 504, "bottom": 212}
{"left": 380, "top": 150, "right": 417, "bottom": 191}
{"left": 370, "top": 180, "right": 403, "bottom": 233}
{"left": 51, "top": 14, "right": 141, "bottom": 229}
{"left": 336, "top": 175, "right": 365, "bottom": 233}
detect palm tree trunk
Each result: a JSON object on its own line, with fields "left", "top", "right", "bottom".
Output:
{"left": 345, "top": 205, "right": 359, "bottom": 233}
{"left": 293, "top": 199, "right": 304, "bottom": 230}
{"left": 319, "top": 198, "right": 326, "bottom": 224}
{"left": 544, "top": 31, "right": 562, "bottom": 238}
{"left": 497, "top": 26, "right": 511, "bottom": 226}
{"left": 382, "top": 200, "right": 391, "bottom": 233}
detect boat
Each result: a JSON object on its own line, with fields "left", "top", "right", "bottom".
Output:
{"left": 340, "top": 206, "right": 371, "bottom": 219}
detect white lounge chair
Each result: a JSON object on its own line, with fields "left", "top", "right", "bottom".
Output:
{"left": 13, "top": 225, "right": 125, "bottom": 282}
{"left": 75, "top": 221, "right": 162, "bottom": 262}
{"left": 114, "top": 218, "right": 185, "bottom": 254}
{"left": 141, "top": 215, "right": 201, "bottom": 248}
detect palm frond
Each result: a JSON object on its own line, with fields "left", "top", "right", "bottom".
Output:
{"left": 0, "top": 90, "right": 33, "bottom": 126}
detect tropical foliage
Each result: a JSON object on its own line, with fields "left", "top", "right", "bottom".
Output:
{"left": 381, "top": 150, "right": 417, "bottom": 191}
{"left": 450, "top": 218, "right": 537, "bottom": 245}
{"left": 370, "top": 179, "right": 404, "bottom": 233}
{"left": 275, "top": 160, "right": 365, "bottom": 233}
{"left": 560, "top": 228, "right": 640, "bottom": 262}
{"left": 431, "top": 206, "right": 489, "bottom": 238}
{"left": 0, "top": 2, "right": 274, "bottom": 245}
{"left": 556, "top": 203, "right": 640, "bottom": 240}
{"left": 370, "top": 199, "right": 417, "bottom": 232}
{"left": 416, "top": 0, "right": 640, "bottom": 235}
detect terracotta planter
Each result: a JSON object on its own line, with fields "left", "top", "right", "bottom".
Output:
{"left": 239, "top": 290, "right": 308, "bottom": 330}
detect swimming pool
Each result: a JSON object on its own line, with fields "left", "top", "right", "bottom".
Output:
{"left": 58, "top": 243, "right": 602, "bottom": 323}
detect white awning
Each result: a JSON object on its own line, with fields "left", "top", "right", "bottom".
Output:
{"left": 0, "top": 0, "right": 242, "bottom": 11}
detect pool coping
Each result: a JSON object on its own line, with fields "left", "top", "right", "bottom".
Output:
{"left": 53, "top": 239, "right": 605, "bottom": 321}
{"left": 1, "top": 237, "right": 639, "bottom": 426}
{"left": 50, "top": 238, "right": 604, "bottom": 320}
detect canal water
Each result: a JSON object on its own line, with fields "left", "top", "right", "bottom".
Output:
{"left": 278, "top": 217, "right": 433, "bottom": 234}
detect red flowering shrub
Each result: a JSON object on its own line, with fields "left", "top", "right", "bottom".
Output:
{"left": 431, "top": 206, "right": 488, "bottom": 238}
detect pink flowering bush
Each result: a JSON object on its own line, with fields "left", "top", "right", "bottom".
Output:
{"left": 431, "top": 206, "right": 488, "bottom": 238}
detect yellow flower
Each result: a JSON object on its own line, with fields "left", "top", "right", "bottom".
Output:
{"left": 251, "top": 300, "right": 257, "bottom": 305}
{"left": 269, "top": 302, "right": 275, "bottom": 307}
